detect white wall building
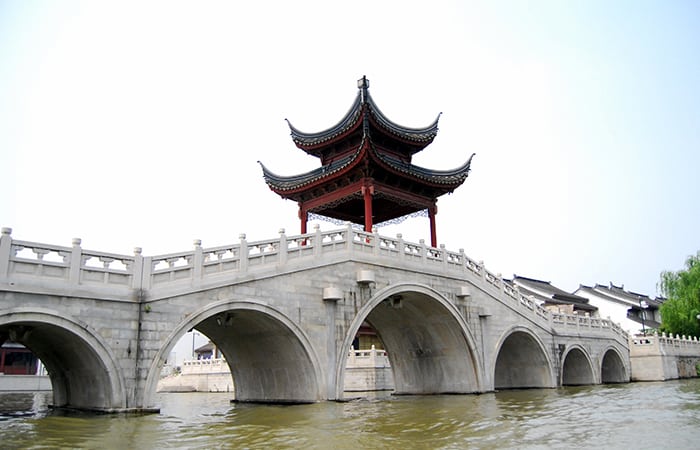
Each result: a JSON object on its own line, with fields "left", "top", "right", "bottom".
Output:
{"left": 574, "top": 283, "right": 663, "bottom": 335}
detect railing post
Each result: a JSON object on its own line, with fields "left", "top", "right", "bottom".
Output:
{"left": 142, "top": 254, "right": 153, "bottom": 291}
{"left": 397, "top": 233, "right": 405, "bottom": 260}
{"left": 278, "top": 228, "right": 288, "bottom": 266}
{"left": 131, "top": 247, "right": 144, "bottom": 290}
{"left": 459, "top": 248, "right": 465, "bottom": 272}
{"left": 348, "top": 345, "right": 356, "bottom": 364}
{"left": 313, "top": 224, "right": 322, "bottom": 258}
{"left": 372, "top": 226, "right": 380, "bottom": 255}
{"left": 193, "top": 239, "right": 203, "bottom": 289}
{"left": 479, "top": 260, "right": 486, "bottom": 281}
{"left": 69, "top": 238, "right": 82, "bottom": 285}
{"left": 345, "top": 222, "right": 354, "bottom": 252}
{"left": 420, "top": 239, "right": 427, "bottom": 264}
{"left": 239, "top": 234, "right": 248, "bottom": 272}
{"left": 440, "top": 244, "right": 447, "bottom": 270}
{"left": 0, "top": 227, "right": 12, "bottom": 281}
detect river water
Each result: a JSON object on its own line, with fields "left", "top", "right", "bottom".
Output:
{"left": 1, "top": 380, "right": 699, "bottom": 449}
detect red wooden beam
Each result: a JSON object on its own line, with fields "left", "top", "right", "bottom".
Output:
{"left": 300, "top": 180, "right": 364, "bottom": 212}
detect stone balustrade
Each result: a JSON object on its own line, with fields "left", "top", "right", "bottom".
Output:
{"left": 181, "top": 358, "right": 230, "bottom": 375}
{"left": 0, "top": 227, "right": 139, "bottom": 298}
{"left": 630, "top": 332, "right": 700, "bottom": 351}
{"left": 346, "top": 345, "right": 390, "bottom": 369}
{"left": 0, "top": 225, "right": 628, "bottom": 341}
{"left": 344, "top": 345, "right": 394, "bottom": 392}
{"left": 629, "top": 332, "right": 700, "bottom": 381}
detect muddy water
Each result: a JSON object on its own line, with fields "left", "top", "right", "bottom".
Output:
{"left": 1, "top": 380, "right": 699, "bottom": 449}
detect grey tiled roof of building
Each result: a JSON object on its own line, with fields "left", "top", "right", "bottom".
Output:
{"left": 511, "top": 275, "right": 597, "bottom": 312}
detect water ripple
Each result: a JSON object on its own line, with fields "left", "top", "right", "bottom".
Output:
{"left": 1, "top": 380, "right": 699, "bottom": 449}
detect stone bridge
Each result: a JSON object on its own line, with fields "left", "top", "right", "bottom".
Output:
{"left": 0, "top": 225, "right": 630, "bottom": 412}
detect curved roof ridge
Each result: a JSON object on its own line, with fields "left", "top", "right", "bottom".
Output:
{"left": 373, "top": 147, "right": 475, "bottom": 184}
{"left": 287, "top": 92, "right": 363, "bottom": 146}
{"left": 513, "top": 274, "right": 552, "bottom": 284}
{"left": 259, "top": 137, "right": 367, "bottom": 191}
{"left": 366, "top": 93, "right": 440, "bottom": 142}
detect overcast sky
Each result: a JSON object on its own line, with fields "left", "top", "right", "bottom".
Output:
{"left": 2, "top": 0, "right": 699, "bottom": 305}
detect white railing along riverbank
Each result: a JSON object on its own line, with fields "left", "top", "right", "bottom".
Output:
{"left": 0, "top": 225, "right": 627, "bottom": 341}
{"left": 346, "top": 345, "right": 390, "bottom": 368}
{"left": 181, "top": 358, "right": 230, "bottom": 375}
{"left": 631, "top": 332, "right": 700, "bottom": 352}
{"left": 629, "top": 332, "right": 700, "bottom": 380}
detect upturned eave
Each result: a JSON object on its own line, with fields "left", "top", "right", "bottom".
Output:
{"left": 286, "top": 84, "right": 441, "bottom": 156}
{"left": 371, "top": 144, "right": 475, "bottom": 189}
{"left": 366, "top": 94, "right": 440, "bottom": 149}
{"left": 287, "top": 92, "right": 363, "bottom": 152}
{"left": 259, "top": 138, "right": 368, "bottom": 195}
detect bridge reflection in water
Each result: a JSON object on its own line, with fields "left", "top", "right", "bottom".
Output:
{"left": 0, "top": 225, "right": 629, "bottom": 412}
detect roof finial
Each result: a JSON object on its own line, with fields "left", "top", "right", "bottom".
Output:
{"left": 357, "top": 75, "right": 369, "bottom": 90}
{"left": 357, "top": 75, "right": 369, "bottom": 103}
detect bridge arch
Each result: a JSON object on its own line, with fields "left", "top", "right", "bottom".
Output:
{"left": 0, "top": 308, "right": 127, "bottom": 411}
{"left": 561, "top": 345, "right": 596, "bottom": 386}
{"left": 600, "top": 346, "right": 629, "bottom": 383}
{"left": 493, "top": 327, "right": 555, "bottom": 389}
{"left": 337, "top": 283, "right": 484, "bottom": 398}
{"left": 144, "top": 299, "right": 323, "bottom": 406}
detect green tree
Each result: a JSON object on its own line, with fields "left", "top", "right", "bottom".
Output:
{"left": 658, "top": 251, "right": 700, "bottom": 337}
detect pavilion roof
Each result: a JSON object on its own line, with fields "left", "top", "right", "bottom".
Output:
{"left": 373, "top": 147, "right": 474, "bottom": 186}
{"left": 286, "top": 76, "right": 440, "bottom": 157}
{"left": 259, "top": 139, "right": 473, "bottom": 195}
{"left": 259, "top": 76, "right": 474, "bottom": 229}
{"left": 259, "top": 144, "right": 362, "bottom": 192}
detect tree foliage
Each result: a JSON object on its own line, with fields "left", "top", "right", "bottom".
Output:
{"left": 658, "top": 251, "right": 700, "bottom": 337}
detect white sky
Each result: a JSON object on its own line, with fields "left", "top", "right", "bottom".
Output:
{"left": 2, "top": 0, "right": 699, "bottom": 307}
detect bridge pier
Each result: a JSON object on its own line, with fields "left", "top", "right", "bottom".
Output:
{"left": 322, "top": 290, "right": 341, "bottom": 400}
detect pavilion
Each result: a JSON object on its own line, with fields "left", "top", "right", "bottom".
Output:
{"left": 259, "top": 76, "right": 474, "bottom": 247}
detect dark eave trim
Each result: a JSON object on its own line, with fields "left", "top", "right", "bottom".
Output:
{"left": 285, "top": 86, "right": 441, "bottom": 149}
{"left": 259, "top": 138, "right": 366, "bottom": 193}
{"left": 366, "top": 93, "right": 440, "bottom": 143}
{"left": 373, "top": 145, "right": 475, "bottom": 186}
{"left": 287, "top": 93, "right": 363, "bottom": 147}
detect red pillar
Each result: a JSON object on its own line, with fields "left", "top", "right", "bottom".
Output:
{"left": 362, "top": 182, "right": 374, "bottom": 232}
{"left": 429, "top": 204, "right": 437, "bottom": 248}
{"left": 299, "top": 205, "right": 308, "bottom": 234}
